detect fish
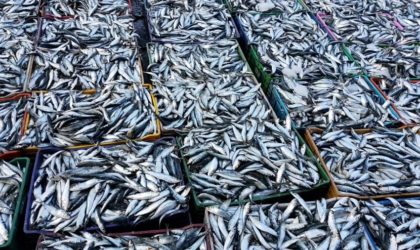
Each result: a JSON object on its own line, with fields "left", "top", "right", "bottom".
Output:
{"left": 147, "top": 40, "right": 249, "bottom": 82}
{"left": 207, "top": 194, "right": 371, "bottom": 250}
{"left": 38, "top": 227, "right": 207, "bottom": 249}
{"left": 145, "top": 0, "right": 192, "bottom": 9}
{"left": 18, "top": 84, "right": 158, "bottom": 148}
{"left": 39, "top": 13, "right": 136, "bottom": 50}
{"left": 0, "top": 17, "right": 37, "bottom": 96}
{"left": 28, "top": 138, "right": 190, "bottom": 233}
{"left": 272, "top": 76, "right": 396, "bottom": 128}
{"left": 0, "top": 0, "right": 39, "bottom": 18}
{"left": 28, "top": 47, "right": 142, "bottom": 90}
{"left": 227, "top": 0, "right": 302, "bottom": 13}
{"left": 148, "top": 2, "right": 237, "bottom": 43}
{"left": 313, "top": 127, "right": 420, "bottom": 196}
{"left": 182, "top": 120, "right": 321, "bottom": 206}
{"left": 375, "top": 78, "right": 420, "bottom": 123}
{"left": 45, "top": 0, "right": 131, "bottom": 17}
{"left": 0, "top": 96, "right": 27, "bottom": 153}
{"left": 236, "top": 11, "right": 361, "bottom": 78}
{"left": 0, "top": 159, "right": 23, "bottom": 245}
{"left": 362, "top": 198, "right": 420, "bottom": 250}
{"left": 153, "top": 74, "right": 273, "bottom": 131}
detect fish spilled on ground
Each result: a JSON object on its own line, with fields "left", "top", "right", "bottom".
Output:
{"left": 272, "top": 76, "right": 396, "bottom": 128}
{"left": 207, "top": 194, "right": 371, "bottom": 250}
{"left": 313, "top": 127, "right": 420, "bottom": 196}
{"left": 0, "top": 17, "right": 37, "bottom": 96}
{"left": 0, "top": 97, "right": 27, "bottom": 153}
{"left": 19, "top": 84, "right": 157, "bottom": 148}
{"left": 29, "top": 139, "right": 189, "bottom": 232}
{"left": 148, "top": 2, "right": 237, "bottom": 43}
{"left": 374, "top": 78, "right": 420, "bottom": 123}
{"left": 38, "top": 226, "right": 207, "bottom": 249}
{"left": 148, "top": 40, "right": 249, "bottom": 81}
{"left": 0, "top": 160, "right": 23, "bottom": 245}
{"left": 45, "top": 0, "right": 131, "bottom": 17}
{"left": 39, "top": 14, "right": 136, "bottom": 50}
{"left": 29, "top": 47, "right": 142, "bottom": 90}
{"left": 153, "top": 74, "right": 272, "bottom": 130}
{"left": 182, "top": 121, "right": 321, "bottom": 206}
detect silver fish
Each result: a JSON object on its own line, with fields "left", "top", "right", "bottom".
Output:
{"left": 153, "top": 74, "right": 273, "bottom": 131}
{"left": 182, "top": 120, "right": 321, "bottom": 206}
{"left": 28, "top": 47, "right": 142, "bottom": 90}
{"left": 29, "top": 138, "right": 189, "bottom": 233}
{"left": 0, "top": 159, "right": 23, "bottom": 245}
{"left": 313, "top": 127, "right": 420, "bottom": 196}
{"left": 0, "top": 0, "right": 39, "bottom": 18}
{"left": 38, "top": 226, "right": 207, "bottom": 250}
{"left": 0, "top": 96, "right": 27, "bottom": 153}
{"left": 0, "top": 17, "right": 37, "bottom": 96}
{"left": 272, "top": 76, "right": 396, "bottom": 128}
{"left": 45, "top": 0, "right": 131, "bottom": 17}
{"left": 19, "top": 84, "right": 158, "bottom": 148}
{"left": 39, "top": 14, "right": 137, "bottom": 50}
{"left": 148, "top": 2, "right": 237, "bottom": 43}
{"left": 228, "top": 0, "right": 302, "bottom": 12}
{"left": 147, "top": 40, "right": 249, "bottom": 82}
{"left": 375, "top": 78, "right": 420, "bottom": 123}
{"left": 207, "top": 194, "right": 371, "bottom": 250}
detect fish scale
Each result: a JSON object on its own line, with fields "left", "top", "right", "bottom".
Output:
{"left": 28, "top": 139, "right": 189, "bottom": 233}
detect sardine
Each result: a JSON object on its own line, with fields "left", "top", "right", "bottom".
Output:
{"left": 0, "top": 97, "right": 27, "bottom": 153}
{"left": 45, "top": 0, "right": 131, "bottom": 17}
{"left": 227, "top": 0, "right": 302, "bottom": 13}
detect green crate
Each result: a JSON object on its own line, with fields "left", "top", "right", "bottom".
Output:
{"left": 0, "top": 157, "right": 31, "bottom": 250}
{"left": 247, "top": 45, "right": 272, "bottom": 91}
{"left": 178, "top": 129, "right": 330, "bottom": 211}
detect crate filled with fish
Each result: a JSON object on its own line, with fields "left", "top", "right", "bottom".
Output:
{"left": 27, "top": 47, "right": 143, "bottom": 91}
{"left": 18, "top": 85, "right": 160, "bottom": 150}
{"left": 205, "top": 194, "right": 374, "bottom": 249}
{"left": 0, "top": 156, "right": 31, "bottom": 249}
{"left": 153, "top": 73, "right": 275, "bottom": 132}
{"left": 147, "top": 40, "right": 250, "bottom": 82}
{"left": 24, "top": 138, "right": 190, "bottom": 234}
{"left": 370, "top": 78, "right": 420, "bottom": 124}
{"left": 0, "top": 17, "right": 38, "bottom": 96}
{"left": 147, "top": 1, "right": 239, "bottom": 43}
{"left": 36, "top": 224, "right": 209, "bottom": 249}
{"left": 305, "top": 126, "right": 420, "bottom": 199}
{"left": 180, "top": 120, "right": 330, "bottom": 209}
{"left": 225, "top": 0, "right": 306, "bottom": 13}
{"left": 363, "top": 198, "right": 420, "bottom": 250}
{"left": 37, "top": 14, "right": 137, "bottom": 50}
{"left": 271, "top": 75, "right": 400, "bottom": 128}
{"left": 145, "top": 0, "right": 194, "bottom": 9}
{"left": 0, "top": 0, "right": 40, "bottom": 18}
{"left": 42, "top": 0, "right": 132, "bottom": 18}
{"left": 235, "top": 11, "right": 360, "bottom": 89}
{"left": 0, "top": 94, "right": 30, "bottom": 154}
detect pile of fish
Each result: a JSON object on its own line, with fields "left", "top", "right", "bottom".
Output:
{"left": 0, "top": 0, "right": 39, "bottom": 18}
{"left": 19, "top": 84, "right": 158, "bottom": 148}
{"left": 29, "top": 47, "right": 142, "bottom": 90}
{"left": 375, "top": 78, "right": 420, "bottom": 123}
{"left": 227, "top": 0, "right": 302, "bottom": 12}
{"left": 153, "top": 74, "right": 272, "bottom": 130}
{"left": 363, "top": 198, "right": 420, "bottom": 249}
{"left": 39, "top": 14, "right": 136, "bottom": 50}
{"left": 148, "top": 3, "right": 237, "bottom": 43}
{"left": 29, "top": 139, "right": 189, "bottom": 232}
{"left": 207, "top": 194, "right": 370, "bottom": 249}
{"left": 0, "top": 17, "right": 37, "bottom": 95}
{"left": 38, "top": 226, "right": 207, "bottom": 249}
{"left": 313, "top": 127, "right": 420, "bottom": 196}
{"left": 0, "top": 160, "right": 23, "bottom": 245}
{"left": 148, "top": 40, "right": 249, "bottom": 81}
{"left": 45, "top": 0, "right": 131, "bottom": 17}
{"left": 0, "top": 97, "right": 27, "bottom": 153}
{"left": 272, "top": 76, "right": 396, "bottom": 128}
{"left": 236, "top": 11, "right": 360, "bottom": 78}
{"left": 182, "top": 121, "right": 321, "bottom": 206}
